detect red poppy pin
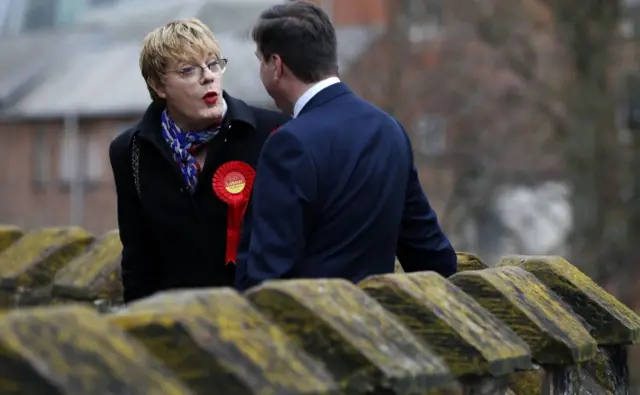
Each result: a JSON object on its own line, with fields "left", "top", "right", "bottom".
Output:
{"left": 271, "top": 126, "right": 281, "bottom": 135}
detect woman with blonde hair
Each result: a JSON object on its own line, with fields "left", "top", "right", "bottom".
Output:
{"left": 109, "top": 18, "right": 289, "bottom": 303}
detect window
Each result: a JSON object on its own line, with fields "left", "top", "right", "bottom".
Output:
{"left": 85, "top": 137, "right": 104, "bottom": 183}
{"left": 0, "top": 0, "right": 10, "bottom": 35}
{"left": 415, "top": 114, "right": 446, "bottom": 157}
{"left": 58, "top": 132, "right": 82, "bottom": 184}
{"left": 627, "top": 76, "right": 640, "bottom": 130}
{"left": 33, "top": 131, "right": 51, "bottom": 186}
{"left": 22, "top": 0, "right": 59, "bottom": 32}
{"left": 58, "top": 133, "right": 104, "bottom": 185}
{"left": 619, "top": 19, "right": 634, "bottom": 39}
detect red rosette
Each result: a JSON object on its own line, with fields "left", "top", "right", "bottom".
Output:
{"left": 212, "top": 161, "right": 256, "bottom": 265}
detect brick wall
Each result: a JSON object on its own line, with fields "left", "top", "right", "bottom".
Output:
{"left": 0, "top": 116, "right": 137, "bottom": 234}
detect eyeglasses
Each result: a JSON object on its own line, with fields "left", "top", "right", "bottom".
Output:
{"left": 170, "top": 58, "right": 228, "bottom": 79}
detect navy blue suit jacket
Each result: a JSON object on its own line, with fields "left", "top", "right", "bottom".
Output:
{"left": 235, "top": 83, "right": 456, "bottom": 290}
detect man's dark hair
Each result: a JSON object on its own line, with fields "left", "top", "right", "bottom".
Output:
{"left": 252, "top": 1, "right": 338, "bottom": 83}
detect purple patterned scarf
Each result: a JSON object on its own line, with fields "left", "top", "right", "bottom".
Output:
{"left": 161, "top": 110, "right": 221, "bottom": 193}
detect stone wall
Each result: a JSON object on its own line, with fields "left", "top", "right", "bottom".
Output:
{"left": 0, "top": 225, "right": 638, "bottom": 394}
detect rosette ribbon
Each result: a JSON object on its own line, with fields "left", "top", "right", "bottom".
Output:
{"left": 212, "top": 161, "right": 256, "bottom": 265}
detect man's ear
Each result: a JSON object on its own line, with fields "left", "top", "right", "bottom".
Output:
{"left": 271, "top": 54, "right": 284, "bottom": 80}
{"left": 147, "top": 77, "right": 167, "bottom": 99}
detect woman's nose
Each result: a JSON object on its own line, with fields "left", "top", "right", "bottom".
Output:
{"left": 201, "top": 67, "right": 216, "bottom": 83}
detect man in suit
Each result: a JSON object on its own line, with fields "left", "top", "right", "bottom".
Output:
{"left": 235, "top": 0, "right": 457, "bottom": 291}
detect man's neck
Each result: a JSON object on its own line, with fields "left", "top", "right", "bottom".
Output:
{"left": 291, "top": 76, "right": 340, "bottom": 118}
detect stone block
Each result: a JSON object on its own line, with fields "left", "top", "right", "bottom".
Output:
{"left": 0, "top": 225, "right": 23, "bottom": 253}
{"left": 498, "top": 255, "right": 640, "bottom": 345}
{"left": 359, "top": 272, "right": 532, "bottom": 378}
{"left": 449, "top": 266, "right": 597, "bottom": 365}
{"left": 456, "top": 252, "right": 489, "bottom": 272}
{"left": 110, "top": 288, "right": 341, "bottom": 395}
{"left": 0, "top": 288, "right": 10, "bottom": 310}
{"left": 394, "top": 253, "right": 488, "bottom": 274}
{"left": 246, "top": 279, "right": 461, "bottom": 394}
{"left": 582, "top": 345, "right": 629, "bottom": 394}
{"left": 0, "top": 305, "right": 193, "bottom": 394}
{"left": 508, "top": 365, "right": 610, "bottom": 395}
{"left": 52, "top": 230, "right": 123, "bottom": 302}
{"left": 507, "top": 366, "right": 546, "bottom": 395}
{"left": 0, "top": 227, "right": 93, "bottom": 291}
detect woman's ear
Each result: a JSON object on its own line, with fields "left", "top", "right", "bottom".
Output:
{"left": 147, "top": 77, "right": 167, "bottom": 99}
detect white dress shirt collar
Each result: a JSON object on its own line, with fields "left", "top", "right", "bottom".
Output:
{"left": 292, "top": 76, "right": 341, "bottom": 118}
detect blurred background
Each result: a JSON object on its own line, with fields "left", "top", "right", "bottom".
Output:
{"left": 0, "top": 0, "right": 640, "bottom": 388}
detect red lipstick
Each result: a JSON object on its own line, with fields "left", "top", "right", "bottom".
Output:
{"left": 203, "top": 91, "right": 218, "bottom": 104}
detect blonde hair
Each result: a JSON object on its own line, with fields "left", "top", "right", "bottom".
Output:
{"left": 139, "top": 18, "right": 221, "bottom": 104}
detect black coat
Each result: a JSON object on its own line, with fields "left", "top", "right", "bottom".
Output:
{"left": 109, "top": 92, "right": 290, "bottom": 303}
